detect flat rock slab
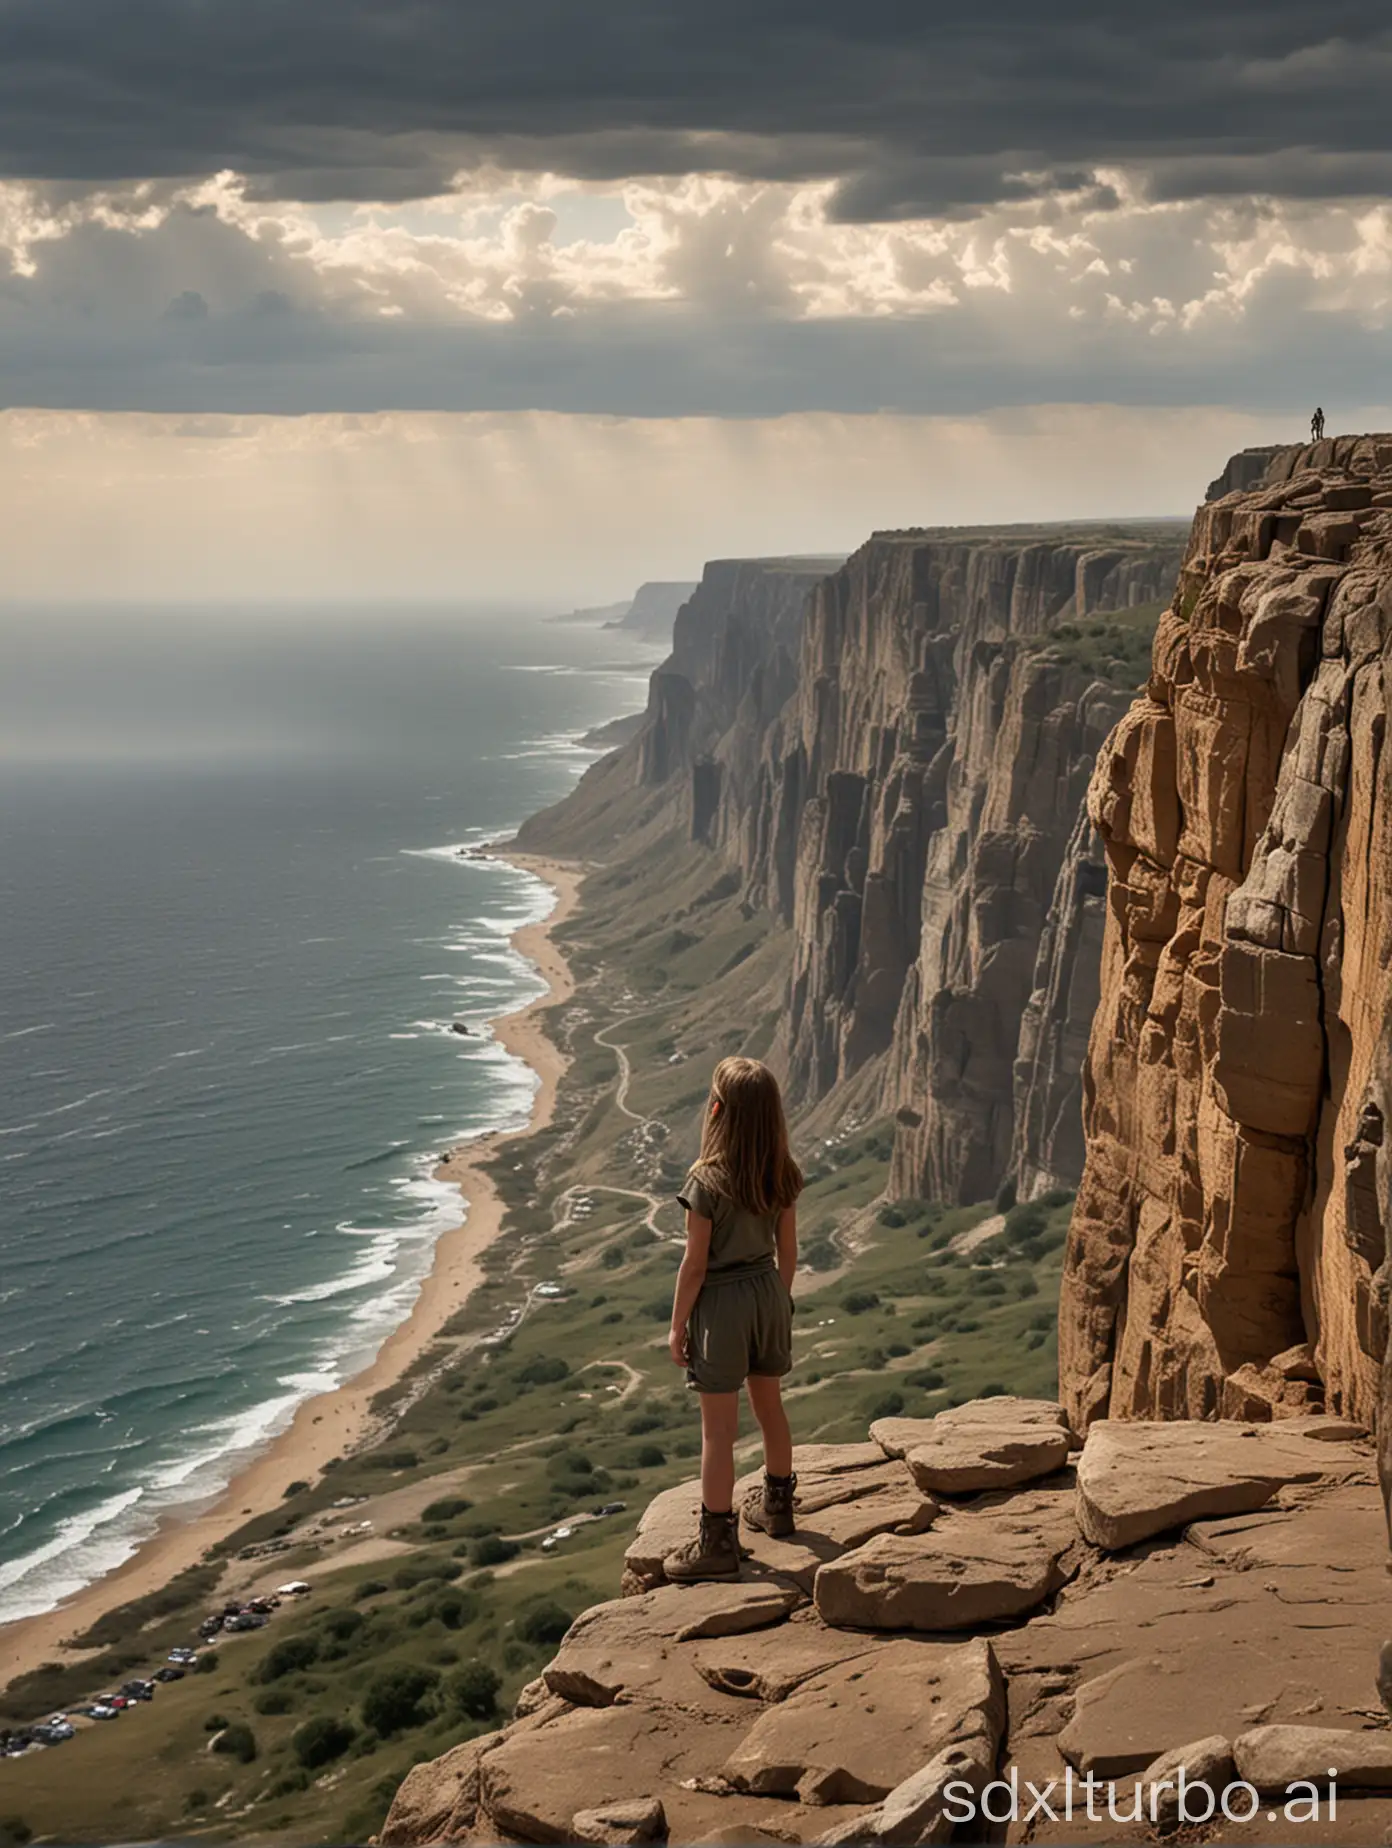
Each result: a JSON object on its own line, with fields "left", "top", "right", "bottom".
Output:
{"left": 693, "top": 1610, "right": 884, "bottom": 1702}
{"left": 1075, "top": 1418, "right": 1371, "bottom": 1551}
{"left": 626, "top": 1445, "right": 930, "bottom": 1595}
{"left": 872, "top": 1399, "right": 1071, "bottom": 1495}
{"left": 721, "top": 1635, "right": 1004, "bottom": 1806}
{"left": 735, "top": 1456, "right": 938, "bottom": 1555}
{"left": 478, "top": 1699, "right": 808, "bottom": 1845}
{"left": 814, "top": 1485, "right": 1078, "bottom": 1632}
{"left": 1186, "top": 1485, "right": 1389, "bottom": 1577}
{"left": 545, "top": 1582, "right": 801, "bottom": 1706}
{"left": 1235, "top": 1725, "right": 1392, "bottom": 1792}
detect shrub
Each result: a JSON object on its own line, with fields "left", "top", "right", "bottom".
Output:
{"left": 421, "top": 1496, "right": 473, "bottom": 1523}
{"left": 203, "top": 1713, "right": 230, "bottom": 1732}
{"left": 886, "top": 1342, "right": 911, "bottom": 1358}
{"left": 282, "top": 1479, "right": 309, "bottom": 1498}
{"left": 184, "top": 1791, "right": 208, "bottom": 1813}
{"left": 547, "top": 1450, "right": 594, "bottom": 1478}
{"left": 393, "top": 1557, "right": 462, "bottom": 1589}
{"left": 602, "top": 1310, "right": 623, "bottom": 1324}
{"left": 472, "top": 1535, "right": 519, "bottom": 1568}
{"left": 366, "top": 1449, "right": 419, "bottom": 1471}
{"left": 518, "top": 1600, "right": 574, "bottom": 1646}
{"left": 600, "top": 1245, "right": 625, "bottom": 1269}
{"left": 472, "top": 1395, "right": 498, "bottom": 1414}
{"left": 212, "top": 1722, "right": 257, "bottom": 1763}
{"left": 866, "top": 1391, "right": 905, "bottom": 1420}
{"left": 801, "top": 1237, "right": 839, "bottom": 1272}
{"left": 257, "top": 1635, "right": 320, "bottom": 1682}
{"left": 0, "top": 1823, "right": 31, "bottom": 1848}
{"left": 980, "top": 1382, "right": 1009, "bottom": 1398}
{"left": 625, "top": 1412, "right": 663, "bottom": 1435}
{"left": 876, "top": 1205, "right": 906, "bottom": 1227}
{"left": 995, "top": 1178, "right": 1018, "bottom": 1212}
{"left": 643, "top": 1296, "right": 673, "bottom": 1320}
{"left": 292, "top": 1713, "right": 357, "bottom": 1770}
{"left": 633, "top": 1444, "right": 666, "bottom": 1468}
{"left": 843, "top": 1290, "right": 880, "bottom": 1316}
{"left": 447, "top": 1660, "right": 502, "bottom": 1719}
{"left": 361, "top": 1665, "right": 441, "bottom": 1736}
{"left": 516, "top": 1355, "right": 570, "bottom": 1386}
{"left": 910, "top": 1367, "right": 946, "bottom": 1391}
{"left": 193, "top": 1649, "right": 219, "bottom": 1674}
{"left": 354, "top": 1579, "right": 388, "bottom": 1600}
{"left": 430, "top": 1589, "right": 481, "bottom": 1631}
{"left": 253, "top": 1687, "right": 296, "bottom": 1716}
{"left": 320, "top": 1607, "right": 367, "bottom": 1642}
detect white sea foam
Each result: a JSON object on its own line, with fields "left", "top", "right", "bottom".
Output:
{"left": 0, "top": 748, "right": 589, "bottom": 1627}
{"left": 0, "top": 1488, "right": 146, "bottom": 1623}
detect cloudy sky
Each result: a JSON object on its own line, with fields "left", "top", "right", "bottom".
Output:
{"left": 4, "top": 1, "right": 1391, "bottom": 601}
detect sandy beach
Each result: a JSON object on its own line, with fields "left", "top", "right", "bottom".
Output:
{"left": 0, "top": 848, "right": 584, "bottom": 1691}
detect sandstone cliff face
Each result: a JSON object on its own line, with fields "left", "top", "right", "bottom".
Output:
{"left": 1060, "top": 435, "right": 1392, "bottom": 1434}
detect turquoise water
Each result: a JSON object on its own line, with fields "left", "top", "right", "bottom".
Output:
{"left": 0, "top": 607, "right": 655, "bottom": 1624}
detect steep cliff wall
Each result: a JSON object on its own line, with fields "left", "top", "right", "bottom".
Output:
{"left": 1059, "top": 435, "right": 1392, "bottom": 1433}
{"left": 524, "top": 524, "right": 1184, "bottom": 1205}
{"left": 728, "top": 530, "right": 1184, "bottom": 1204}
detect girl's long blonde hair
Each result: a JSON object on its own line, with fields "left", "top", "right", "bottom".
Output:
{"left": 692, "top": 1057, "right": 803, "bottom": 1216}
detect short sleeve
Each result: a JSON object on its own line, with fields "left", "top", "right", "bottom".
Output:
{"left": 677, "top": 1168, "right": 720, "bottom": 1222}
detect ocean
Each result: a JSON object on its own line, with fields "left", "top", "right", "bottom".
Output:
{"left": 0, "top": 605, "right": 657, "bottom": 1626}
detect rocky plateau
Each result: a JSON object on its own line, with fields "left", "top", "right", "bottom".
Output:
{"left": 379, "top": 1397, "right": 1389, "bottom": 1846}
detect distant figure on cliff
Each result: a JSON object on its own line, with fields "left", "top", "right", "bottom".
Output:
{"left": 1312, "top": 406, "right": 1326, "bottom": 441}
{"left": 663, "top": 1057, "right": 803, "bottom": 1580}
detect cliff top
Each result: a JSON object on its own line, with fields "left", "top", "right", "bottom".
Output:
{"left": 382, "top": 1399, "right": 1384, "bottom": 1846}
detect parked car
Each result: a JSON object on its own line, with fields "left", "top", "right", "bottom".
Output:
{"left": 275, "top": 1579, "right": 312, "bottom": 1596}
{"left": 595, "top": 1502, "right": 628, "bottom": 1516}
{"left": 224, "top": 1611, "right": 267, "bottom": 1632}
{"left": 199, "top": 1616, "right": 224, "bottom": 1638}
{"left": 119, "top": 1680, "right": 154, "bottom": 1702}
{"left": 87, "top": 1704, "right": 120, "bottom": 1721}
{"left": 167, "top": 1647, "right": 198, "bottom": 1664}
{"left": 152, "top": 1667, "right": 185, "bottom": 1683}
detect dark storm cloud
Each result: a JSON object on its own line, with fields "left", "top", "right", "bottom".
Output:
{"left": 1, "top": 0, "right": 1390, "bottom": 212}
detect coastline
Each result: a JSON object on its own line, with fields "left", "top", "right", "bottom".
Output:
{"left": 0, "top": 848, "right": 584, "bottom": 1692}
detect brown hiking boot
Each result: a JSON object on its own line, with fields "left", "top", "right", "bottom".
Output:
{"left": 742, "top": 1471, "right": 797, "bottom": 1539}
{"left": 663, "top": 1507, "right": 740, "bottom": 1582}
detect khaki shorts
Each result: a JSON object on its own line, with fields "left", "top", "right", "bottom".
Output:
{"left": 686, "top": 1264, "right": 793, "bottom": 1395}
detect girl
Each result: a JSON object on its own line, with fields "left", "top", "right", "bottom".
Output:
{"left": 664, "top": 1056, "right": 803, "bottom": 1581}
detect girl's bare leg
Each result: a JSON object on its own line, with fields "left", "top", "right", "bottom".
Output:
{"left": 746, "top": 1373, "right": 793, "bottom": 1477}
{"left": 699, "top": 1390, "right": 740, "bottom": 1510}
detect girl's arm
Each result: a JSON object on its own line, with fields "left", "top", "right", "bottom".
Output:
{"left": 775, "top": 1205, "right": 798, "bottom": 1292}
{"left": 669, "top": 1210, "right": 712, "bottom": 1365}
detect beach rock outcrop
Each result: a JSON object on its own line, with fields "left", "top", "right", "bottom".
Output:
{"left": 1059, "top": 434, "right": 1392, "bottom": 1434}
{"left": 381, "top": 1405, "right": 1386, "bottom": 1847}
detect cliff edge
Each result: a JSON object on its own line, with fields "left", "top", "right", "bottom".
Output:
{"left": 1060, "top": 436, "right": 1392, "bottom": 1437}
{"left": 379, "top": 1400, "right": 1384, "bottom": 1846}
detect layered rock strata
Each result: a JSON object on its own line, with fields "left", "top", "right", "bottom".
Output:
{"left": 1059, "top": 435, "right": 1392, "bottom": 1434}
{"left": 380, "top": 1401, "right": 1384, "bottom": 1847}
{"left": 521, "top": 528, "right": 1185, "bottom": 1203}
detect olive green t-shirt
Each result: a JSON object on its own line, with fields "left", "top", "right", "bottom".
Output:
{"left": 678, "top": 1166, "right": 779, "bottom": 1275}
